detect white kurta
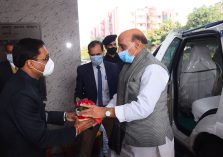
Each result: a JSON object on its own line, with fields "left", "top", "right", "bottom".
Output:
{"left": 108, "top": 137, "right": 174, "bottom": 157}
{"left": 106, "top": 64, "right": 174, "bottom": 157}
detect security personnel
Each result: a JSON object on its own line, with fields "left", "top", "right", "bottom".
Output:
{"left": 103, "top": 35, "right": 124, "bottom": 70}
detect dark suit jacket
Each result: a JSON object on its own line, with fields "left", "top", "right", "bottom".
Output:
{"left": 0, "top": 61, "right": 13, "bottom": 93}
{"left": 104, "top": 53, "right": 124, "bottom": 70}
{"left": 0, "top": 70, "right": 76, "bottom": 157}
{"left": 0, "top": 60, "right": 47, "bottom": 100}
{"left": 75, "top": 61, "right": 119, "bottom": 104}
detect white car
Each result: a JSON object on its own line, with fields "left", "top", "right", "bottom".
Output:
{"left": 155, "top": 21, "right": 223, "bottom": 157}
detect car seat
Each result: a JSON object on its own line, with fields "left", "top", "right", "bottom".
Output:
{"left": 192, "top": 95, "right": 220, "bottom": 121}
{"left": 178, "top": 45, "right": 217, "bottom": 114}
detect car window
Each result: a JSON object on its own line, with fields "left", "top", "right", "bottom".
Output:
{"left": 161, "top": 38, "right": 181, "bottom": 71}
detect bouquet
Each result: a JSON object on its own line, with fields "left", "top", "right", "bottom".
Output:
{"left": 75, "top": 98, "right": 102, "bottom": 124}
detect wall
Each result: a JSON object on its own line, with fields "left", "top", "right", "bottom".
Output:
{"left": 0, "top": 0, "right": 80, "bottom": 111}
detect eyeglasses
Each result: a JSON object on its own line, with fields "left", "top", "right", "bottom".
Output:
{"left": 33, "top": 55, "right": 49, "bottom": 62}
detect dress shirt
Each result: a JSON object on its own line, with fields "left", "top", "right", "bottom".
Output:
{"left": 92, "top": 62, "right": 110, "bottom": 106}
{"left": 107, "top": 64, "right": 169, "bottom": 122}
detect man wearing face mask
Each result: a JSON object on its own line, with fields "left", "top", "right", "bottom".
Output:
{"left": 0, "top": 42, "right": 47, "bottom": 100}
{"left": 0, "top": 42, "right": 17, "bottom": 93}
{"left": 103, "top": 35, "right": 124, "bottom": 70}
{"left": 74, "top": 40, "right": 119, "bottom": 157}
{"left": 4, "top": 42, "right": 16, "bottom": 70}
{"left": 78, "top": 29, "right": 174, "bottom": 157}
{"left": 0, "top": 38, "right": 96, "bottom": 157}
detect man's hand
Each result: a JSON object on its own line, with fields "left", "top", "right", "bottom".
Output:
{"left": 78, "top": 104, "right": 116, "bottom": 119}
{"left": 75, "top": 118, "right": 97, "bottom": 135}
{"left": 77, "top": 103, "right": 107, "bottom": 118}
{"left": 66, "top": 112, "right": 77, "bottom": 122}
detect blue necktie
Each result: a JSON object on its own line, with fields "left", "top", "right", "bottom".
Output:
{"left": 97, "top": 65, "right": 103, "bottom": 106}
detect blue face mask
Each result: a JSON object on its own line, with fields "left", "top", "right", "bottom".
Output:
{"left": 118, "top": 49, "right": 135, "bottom": 63}
{"left": 90, "top": 55, "right": 103, "bottom": 66}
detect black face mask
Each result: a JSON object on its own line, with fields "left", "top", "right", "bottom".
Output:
{"left": 107, "top": 47, "right": 117, "bottom": 55}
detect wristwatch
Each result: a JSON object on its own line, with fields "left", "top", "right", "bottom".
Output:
{"left": 105, "top": 110, "right": 111, "bottom": 117}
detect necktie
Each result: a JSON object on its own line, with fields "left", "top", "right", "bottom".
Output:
{"left": 96, "top": 65, "right": 103, "bottom": 106}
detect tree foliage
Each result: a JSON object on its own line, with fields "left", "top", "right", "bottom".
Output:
{"left": 185, "top": 4, "right": 223, "bottom": 29}
{"left": 146, "top": 2, "right": 223, "bottom": 48}
{"left": 80, "top": 46, "right": 90, "bottom": 60}
{"left": 146, "top": 21, "right": 181, "bottom": 47}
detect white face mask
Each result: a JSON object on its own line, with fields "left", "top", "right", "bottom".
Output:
{"left": 32, "top": 58, "right": 54, "bottom": 76}
{"left": 7, "top": 54, "right": 13, "bottom": 63}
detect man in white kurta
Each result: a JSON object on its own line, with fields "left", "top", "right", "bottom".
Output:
{"left": 78, "top": 29, "right": 174, "bottom": 157}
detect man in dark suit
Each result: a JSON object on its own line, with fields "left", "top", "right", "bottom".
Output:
{"left": 0, "top": 42, "right": 15, "bottom": 93}
{"left": 0, "top": 38, "right": 96, "bottom": 157}
{"left": 0, "top": 42, "right": 47, "bottom": 99}
{"left": 0, "top": 60, "right": 13, "bottom": 93}
{"left": 74, "top": 40, "right": 119, "bottom": 157}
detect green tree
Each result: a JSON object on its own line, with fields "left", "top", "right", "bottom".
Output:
{"left": 146, "top": 21, "right": 181, "bottom": 48}
{"left": 185, "top": 4, "right": 223, "bottom": 29}
{"left": 80, "top": 46, "right": 90, "bottom": 61}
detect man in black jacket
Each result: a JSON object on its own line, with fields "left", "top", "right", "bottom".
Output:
{"left": 103, "top": 35, "right": 124, "bottom": 70}
{"left": 0, "top": 60, "right": 13, "bottom": 93}
{"left": 0, "top": 43, "right": 46, "bottom": 99}
{"left": 0, "top": 42, "right": 15, "bottom": 93}
{"left": 0, "top": 38, "right": 95, "bottom": 157}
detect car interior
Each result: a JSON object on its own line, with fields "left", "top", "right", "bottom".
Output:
{"left": 176, "top": 37, "right": 223, "bottom": 135}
